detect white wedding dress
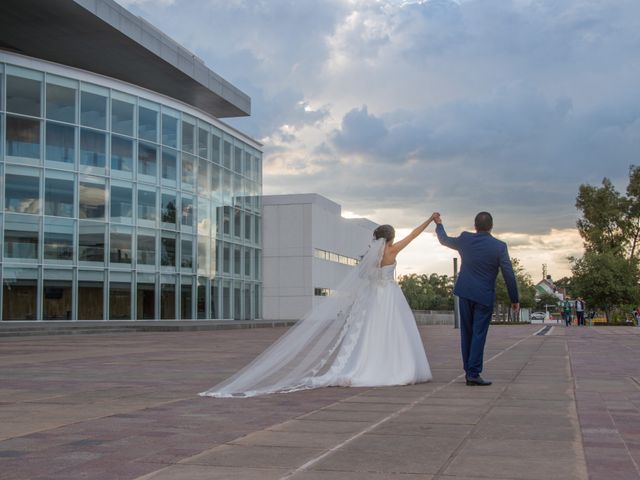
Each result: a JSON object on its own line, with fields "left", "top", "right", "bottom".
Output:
{"left": 200, "top": 238, "right": 431, "bottom": 398}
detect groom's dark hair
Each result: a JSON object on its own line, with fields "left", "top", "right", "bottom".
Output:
{"left": 474, "top": 212, "right": 493, "bottom": 232}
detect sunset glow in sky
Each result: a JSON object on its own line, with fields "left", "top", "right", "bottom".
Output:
{"left": 119, "top": 0, "right": 639, "bottom": 281}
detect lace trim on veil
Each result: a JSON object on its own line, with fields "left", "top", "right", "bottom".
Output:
{"left": 199, "top": 238, "right": 386, "bottom": 397}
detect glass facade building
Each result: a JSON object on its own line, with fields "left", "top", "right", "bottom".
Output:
{"left": 0, "top": 54, "right": 262, "bottom": 321}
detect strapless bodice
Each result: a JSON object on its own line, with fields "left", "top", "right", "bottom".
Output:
{"left": 377, "top": 263, "right": 396, "bottom": 284}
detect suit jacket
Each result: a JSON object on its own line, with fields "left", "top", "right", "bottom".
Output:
{"left": 436, "top": 224, "right": 519, "bottom": 307}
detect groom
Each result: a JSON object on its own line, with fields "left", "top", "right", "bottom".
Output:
{"left": 434, "top": 212, "right": 519, "bottom": 386}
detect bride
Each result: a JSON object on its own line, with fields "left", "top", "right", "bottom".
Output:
{"left": 199, "top": 214, "right": 438, "bottom": 398}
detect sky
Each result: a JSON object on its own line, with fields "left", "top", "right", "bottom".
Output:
{"left": 117, "top": 0, "right": 640, "bottom": 281}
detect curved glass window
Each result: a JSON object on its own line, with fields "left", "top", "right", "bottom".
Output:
{"left": 6, "top": 116, "right": 40, "bottom": 159}
{"left": 79, "top": 180, "right": 105, "bottom": 219}
{"left": 111, "top": 185, "right": 133, "bottom": 221}
{"left": 80, "top": 129, "right": 106, "bottom": 168}
{"left": 162, "top": 147, "right": 177, "bottom": 182}
{"left": 110, "top": 226, "right": 132, "bottom": 264}
{"left": 46, "top": 83, "right": 76, "bottom": 123}
{"left": 4, "top": 214, "right": 39, "bottom": 259}
{"left": 138, "top": 142, "right": 157, "bottom": 178}
{"left": 162, "top": 113, "right": 178, "bottom": 148}
{"left": 111, "top": 98, "right": 134, "bottom": 136}
{"left": 46, "top": 122, "right": 75, "bottom": 164}
{"left": 137, "top": 230, "right": 156, "bottom": 266}
{"left": 44, "top": 218, "right": 74, "bottom": 261}
{"left": 160, "top": 231, "right": 176, "bottom": 267}
{"left": 137, "top": 188, "right": 156, "bottom": 222}
{"left": 161, "top": 193, "right": 177, "bottom": 226}
{"left": 138, "top": 106, "right": 158, "bottom": 143}
{"left": 111, "top": 136, "right": 133, "bottom": 173}
{"left": 7, "top": 74, "right": 41, "bottom": 117}
{"left": 78, "top": 221, "right": 105, "bottom": 262}
{"left": 5, "top": 173, "right": 40, "bottom": 214}
{"left": 80, "top": 91, "right": 106, "bottom": 130}
{"left": 45, "top": 177, "right": 74, "bottom": 217}
{"left": 0, "top": 60, "right": 262, "bottom": 322}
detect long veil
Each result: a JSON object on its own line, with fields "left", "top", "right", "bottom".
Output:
{"left": 199, "top": 237, "right": 386, "bottom": 398}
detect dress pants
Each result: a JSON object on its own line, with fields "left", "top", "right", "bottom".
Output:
{"left": 458, "top": 297, "right": 493, "bottom": 378}
{"left": 576, "top": 311, "right": 585, "bottom": 326}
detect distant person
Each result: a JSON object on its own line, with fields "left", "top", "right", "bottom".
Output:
{"left": 563, "top": 301, "right": 572, "bottom": 327}
{"left": 435, "top": 212, "right": 519, "bottom": 386}
{"left": 634, "top": 306, "right": 640, "bottom": 327}
{"left": 200, "top": 215, "right": 439, "bottom": 397}
{"left": 575, "top": 297, "right": 586, "bottom": 326}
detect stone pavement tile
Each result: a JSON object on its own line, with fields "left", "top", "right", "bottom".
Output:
{"left": 436, "top": 476, "right": 521, "bottom": 480}
{"left": 299, "top": 408, "right": 388, "bottom": 423}
{"left": 130, "top": 447, "right": 207, "bottom": 465}
{"left": 341, "top": 395, "right": 419, "bottom": 404}
{"left": 482, "top": 409, "right": 575, "bottom": 428}
{"left": 444, "top": 439, "right": 586, "bottom": 480}
{"left": 181, "top": 444, "right": 324, "bottom": 468}
{"left": 577, "top": 377, "right": 639, "bottom": 393}
{"left": 230, "top": 430, "right": 353, "bottom": 449}
{"left": 501, "top": 383, "right": 574, "bottom": 401}
{"left": 409, "top": 404, "right": 491, "bottom": 416}
{"left": 418, "top": 397, "right": 493, "bottom": 407}
{"left": 583, "top": 446, "right": 640, "bottom": 480}
{"left": 493, "top": 398, "right": 573, "bottom": 410}
{"left": 310, "top": 433, "right": 461, "bottom": 474}
{"left": 390, "top": 410, "right": 483, "bottom": 426}
{"left": 135, "top": 465, "right": 290, "bottom": 480}
{"left": 296, "top": 470, "right": 433, "bottom": 479}
{"left": 30, "top": 459, "right": 158, "bottom": 480}
{"left": 371, "top": 421, "right": 472, "bottom": 438}
{"left": 0, "top": 450, "right": 104, "bottom": 480}
{"left": 428, "top": 386, "right": 502, "bottom": 400}
{"left": 317, "top": 401, "right": 404, "bottom": 413}
{"left": 268, "top": 419, "right": 371, "bottom": 435}
{"left": 471, "top": 420, "right": 577, "bottom": 441}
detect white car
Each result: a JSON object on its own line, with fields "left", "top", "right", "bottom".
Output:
{"left": 530, "top": 311, "right": 546, "bottom": 321}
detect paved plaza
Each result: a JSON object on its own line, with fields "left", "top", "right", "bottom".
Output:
{"left": 1, "top": 324, "right": 639, "bottom": 479}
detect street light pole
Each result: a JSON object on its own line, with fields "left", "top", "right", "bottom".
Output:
{"left": 453, "top": 257, "right": 460, "bottom": 329}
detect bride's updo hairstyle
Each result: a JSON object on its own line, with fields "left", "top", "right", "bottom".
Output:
{"left": 373, "top": 224, "right": 395, "bottom": 243}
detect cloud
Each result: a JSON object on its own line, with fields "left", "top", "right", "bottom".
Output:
{"left": 115, "top": 0, "right": 640, "bottom": 277}
{"left": 331, "top": 106, "right": 387, "bottom": 153}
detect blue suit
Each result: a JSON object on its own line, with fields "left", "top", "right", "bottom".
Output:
{"left": 436, "top": 224, "right": 519, "bottom": 378}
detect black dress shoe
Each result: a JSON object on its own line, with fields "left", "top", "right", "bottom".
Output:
{"left": 466, "top": 375, "right": 492, "bottom": 386}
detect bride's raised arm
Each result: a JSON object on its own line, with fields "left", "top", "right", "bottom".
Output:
{"left": 388, "top": 212, "right": 438, "bottom": 255}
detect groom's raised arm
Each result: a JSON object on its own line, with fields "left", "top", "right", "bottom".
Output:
{"left": 435, "top": 221, "right": 461, "bottom": 251}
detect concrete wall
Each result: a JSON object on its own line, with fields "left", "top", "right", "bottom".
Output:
{"left": 413, "top": 310, "right": 455, "bottom": 325}
{"left": 262, "top": 194, "right": 376, "bottom": 321}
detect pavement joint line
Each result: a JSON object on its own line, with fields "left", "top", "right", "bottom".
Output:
{"left": 566, "top": 335, "right": 602, "bottom": 479}
{"left": 278, "top": 329, "right": 542, "bottom": 480}
{"left": 431, "top": 334, "right": 547, "bottom": 479}
{"left": 569, "top": 338, "right": 640, "bottom": 477}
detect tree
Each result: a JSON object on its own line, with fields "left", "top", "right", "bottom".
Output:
{"left": 398, "top": 273, "right": 454, "bottom": 311}
{"left": 571, "top": 251, "right": 638, "bottom": 322}
{"left": 554, "top": 276, "right": 575, "bottom": 298}
{"left": 573, "top": 167, "right": 640, "bottom": 321}
{"left": 535, "top": 292, "right": 561, "bottom": 311}
{"left": 576, "top": 165, "right": 640, "bottom": 262}
{"left": 495, "top": 257, "right": 537, "bottom": 321}
{"left": 576, "top": 178, "right": 627, "bottom": 255}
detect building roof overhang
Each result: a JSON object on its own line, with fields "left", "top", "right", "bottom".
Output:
{"left": 0, "top": 0, "right": 250, "bottom": 118}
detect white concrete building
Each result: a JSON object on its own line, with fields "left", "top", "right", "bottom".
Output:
{"left": 262, "top": 194, "right": 377, "bottom": 321}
